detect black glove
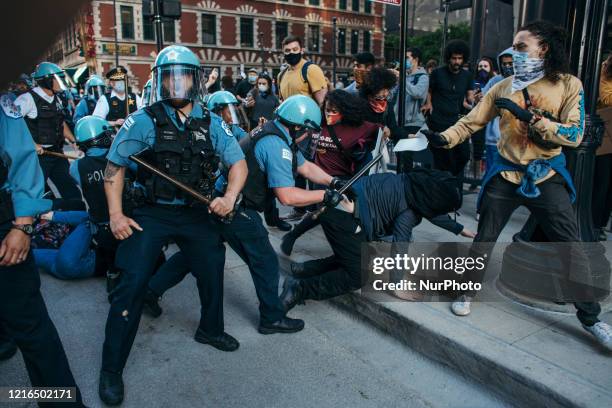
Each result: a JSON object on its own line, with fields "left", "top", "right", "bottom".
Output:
{"left": 421, "top": 129, "right": 449, "bottom": 148}
{"left": 495, "top": 98, "right": 533, "bottom": 123}
{"left": 323, "top": 189, "right": 343, "bottom": 208}
{"left": 330, "top": 177, "right": 348, "bottom": 191}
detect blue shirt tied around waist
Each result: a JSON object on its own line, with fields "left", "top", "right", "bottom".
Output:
{"left": 477, "top": 150, "right": 576, "bottom": 211}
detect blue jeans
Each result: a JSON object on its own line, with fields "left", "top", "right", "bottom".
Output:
{"left": 485, "top": 144, "right": 498, "bottom": 175}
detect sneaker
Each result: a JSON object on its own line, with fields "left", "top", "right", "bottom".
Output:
{"left": 451, "top": 295, "right": 472, "bottom": 316}
{"left": 582, "top": 321, "right": 612, "bottom": 351}
{"left": 281, "top": 209, "right": 306, "bottom": 222}
{"left": 143, "top": 290, "right": 162, "bottom": 318}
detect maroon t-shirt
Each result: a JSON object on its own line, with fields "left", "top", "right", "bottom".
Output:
{"left": 311, "top": 121, "right": 380, "bottom": 177}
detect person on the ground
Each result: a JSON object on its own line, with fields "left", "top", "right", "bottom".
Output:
{"left": 92, "top": 65, "right": 137, "bottom": 128}
{"left": 281, "top": 168, "right": 463, "bottom": 310}
{"left": 99, "top": 45, "right": 248, "bottom": 405}
{"left": 0, "top": 93, "right": 85, "bottom": 406}
{"left": 277, "top": 35, "right": 328, "bottom": 105}
{"left": 74, "top": 75, "right": 106, "bottom": 123}
{"left": 280, "top": 89, "right": 380, "bottom": 256}
{"left": 421, "top": 21, "right": 611, "bottom": 351}
{"left": 345, "top": 52, "right": 377, "bottom": 96}
{"left": 14, "top": 62, "right": 82, "bottom": 201}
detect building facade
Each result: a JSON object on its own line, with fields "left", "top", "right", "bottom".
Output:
{"left": 47, "top": 0, "right": 385, "bottom": 90}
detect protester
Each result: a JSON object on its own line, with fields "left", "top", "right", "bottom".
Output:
{"left": 425, "top": 59, "right": 438, "bottom": 75}
{"left": 422, "top": 21, "right": 611, "bottom": 350}
{"left": 593, "top": 54, "right": 612, "bottom": 241}
{"left": 280, "top": 89, "right": 380, "bottom": 256}
{"left": 281, "top": 169, "right": 462, "bottom": 309}
{"left": 245, "top": 73, "right": 280, "bottom": 130}
{"left": 221, "top": 75, "right": 235, "bottom": 94}
{"left": 235, "top": 68, "right": 257, "bottom": 103}
{"left": 361, "top": 67, "right": 405, "bottom": 143}
{"left": 277, "top": 35, "right": 328, "bottom": 105}
{"left": 92, "top": 66, "right": 137, "bottom": 128}
{"left": 345, "top": 52, "right": 377, "bottom": 95}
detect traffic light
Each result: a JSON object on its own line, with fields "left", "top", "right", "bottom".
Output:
{"left": 142, "top": 0, "right": 181, "bottom": 19}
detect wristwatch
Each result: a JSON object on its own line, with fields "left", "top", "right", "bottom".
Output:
{"left": 11, "top": 223, "right": 34, "bottom": 236}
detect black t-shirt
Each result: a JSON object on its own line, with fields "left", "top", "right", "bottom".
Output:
{"left": 235, "top": 79, "right": 253, "bottom": 98}
{"left": 429, "top": 66, "right": 474, "bottom": 130}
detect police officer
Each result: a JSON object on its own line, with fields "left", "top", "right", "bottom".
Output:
{"left": 138, "top": 78, "right": 152, "bottom": 109}
{"left": 144, "top": 90, "right": 304, "bottom": 334}
{"left": 93, "top": 65, "right": 137, "bottom": 128}
{"left": 99, "top": 45, "right": 247, "bottom": 405}
{"left": 0, "top": 93, "right": 85, "bottom": 406}
{"left": 73, "top": 75, "right": 106, "bottom": 123}
{"left": 14, "top": 62, "right": 82, "bottom": 201}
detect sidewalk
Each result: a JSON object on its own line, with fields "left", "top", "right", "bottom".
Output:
{"left": 269, "top": 192, "right": 612, "bottom": 408}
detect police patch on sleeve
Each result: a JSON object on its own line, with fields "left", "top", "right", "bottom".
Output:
{"left": 0, "top": 94, "right": 22, "bottom": 118}
{"left": 121, "top": 116, "right": 135, "bottom": 131}
{"left": 282, "top": 148, "right": 293, "bottom": 162}
{"left": 221, "top": 121, "right": 233, "bottom": 137}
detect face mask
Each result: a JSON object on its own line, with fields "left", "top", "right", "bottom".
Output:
{"left": 477, "top": 69, "right": 489, "bottom": 82}
{"left": 248, "top": 75, "right": 257, "bottom": 84}
{"left": 405, "top": 60, "right": 413, "bottom": 70}
{"left": 354, "top": 68, "right": 367, "bottom": 86}
{"left": 114, "top": 81, "right": 125, "bottom": 93}
{"left": 325, "top": 112, "right": 342, "bottom": 126}
{"left": 511, "top": 51, "right": 545, "bottom": 93}
{"left": 369, "top": 99, "right": 387, "bottom": 113}
{"left": 284, "top": 52, "right": 302, "bottom": 66}
{"left": 258, "top": 84, "right": 268, "bottom": 93}
{"left": 501, "top": 65, "right": 514, "bottom": 78}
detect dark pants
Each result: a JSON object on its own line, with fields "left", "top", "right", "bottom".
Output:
{"left": 148, "top": 208, "right": 285, "bottom": 324}
{"left": 102, "top": 205, "right": 226, "bottom": 373}
{"left": 592, "top": 154, "right": 612, "bottom": 229}
{"left": 396, "top": 126, "right": 423, "bottom": 174}
{"left": 299, "top": 208, "right": 367, "bottom": 300}
{"left": 0, "top": 222, "right": 83, "bottom": 407}
{"left": 38, "top": 155, "right": 81, "bottom": 200}
{"left": 465, "top": 174, "right": 601, "bottom": 326}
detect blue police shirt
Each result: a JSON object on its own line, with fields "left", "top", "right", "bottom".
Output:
{"left": 0, "top": 95, "right": 52, "bottom": 217}
{"left": 107, "top": 102, "right": 244, "bottom": 204}
{"left": 73, "top": 97, "right": 93, "bottom": 124}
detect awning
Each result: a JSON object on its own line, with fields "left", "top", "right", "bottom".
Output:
{"left": 65, "top": 65, "right": 89, "bottom": 85}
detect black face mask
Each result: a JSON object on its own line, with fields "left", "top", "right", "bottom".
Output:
{"left": 284, "top": 52, "right": 302, "bottom": 66}
{"left": 501, "top": 65, "right": 514, "bottom": 78}
{"left": 38, "top": 77, "right": 55, "bottom": 92}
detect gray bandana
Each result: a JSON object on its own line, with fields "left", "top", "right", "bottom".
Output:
{"left": 511, "top": 51, "right": 545, "bottom": 94}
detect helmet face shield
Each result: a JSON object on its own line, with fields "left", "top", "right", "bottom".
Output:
{"left": 151, "top": 65, "right": 204, "bottom": 104}
{"left": 53, "top": 74, "right": 68, "bottom": 92}
{"left": 227, "top": 104, "right": 239, "bottom": 125}
{"left": 142, "top": 86, "right": 152, "bottom": 107}
{"left": 88, "top": 85, "right": 106, "bottom": 101}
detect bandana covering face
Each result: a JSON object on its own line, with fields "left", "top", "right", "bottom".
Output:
{"left": 325, "top": 112, "right": 342, "bottom": 126}
{"left": 369, "top": 99, "right": 387, "bottom": 113}
{"left": 511, "top": 51, "right": 545, "bottom": 94}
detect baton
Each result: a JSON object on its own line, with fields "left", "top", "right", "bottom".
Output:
{"left": 42, "top": 150, "right": 80, "bottom": 160}
{"left": 128, "top": 154, "right": 248, "bottom": 223}
{"left": 311, "top": 152, "right": 384, "bottom": 220}
{"left": 124, "top": 74, "right": 130, "bottom": 119}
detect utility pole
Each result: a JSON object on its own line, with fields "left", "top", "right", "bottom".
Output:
{"left": 410, "top": 0, "right": 417, "bottom": 36}
{"left": 153, "top": 0, "right": 164, "bottom": 52}
{"left": 259, "top": 32, "right": 265, "bottom": 72}
{"left": 113, "top": 0, "right": 119, "bottom": 66}
{"left": 398, "top": 0, "right": 409, "bottom": 128}
{"left": 332, "top": 17, "right": 337, "bottom": 85}
{"left": 440, "top": 0, "right": 451, "bottom": 62}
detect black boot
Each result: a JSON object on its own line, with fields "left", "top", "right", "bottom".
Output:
{"left": 258, "top": 316, "right": 305, "bottom": 334}
{"left": 280, "top": 276, "right": 304, "bottom": 312}
{"left": 290, "top": 256, "right": 338, "bottom": 278}
{"left": 265, "top": 207, "right": 292, "bottom": 232}
{"left": 194, "top": 328, "right": 240, "bottom": 352}
{"left": 99, "top": 370, "right": 124, "bottom": 406}
{"left": 143, "top": 289, "right": 163, "bottom": 318}
{"left": 0, "top": 338, "right": 17, "bottom": 361}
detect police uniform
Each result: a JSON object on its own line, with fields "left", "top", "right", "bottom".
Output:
{"left": 102, "top": 101, "right": 244, "bottom": 374}
{"left": 0, "top": 95, "right": 84, "bottom": 405}
{"left": 92, "top": 90, "right": 137, "bottom": 122}
{"left": 73, "top": 95, "right": 97, "bottom": 124}
{"left": 14, "top": 86, "right": 82, "bottom": 201}
{"left": 147, "top": 119, "right": 300, "bottom": 329}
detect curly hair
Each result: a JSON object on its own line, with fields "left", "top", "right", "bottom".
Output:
{"left": 444, "top": 40, "right": 470, "bottom": 64}
{"left": 518, "top": 21, "right": 569, "bottom": 83}
{"left": 604, "top": 54, "right": 612, "bottom": 80}
{"left": 361, "top": 67, "right": 398, "bottom": 99}
{"left": 325, "top": 90, "right": 368, "bottom": 127}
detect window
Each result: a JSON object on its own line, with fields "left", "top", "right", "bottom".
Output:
{"left": 339, "top": 0, "right": 347, "bottom": 9}
{"left": 163, "top": 18, "right": 175, "bottom": 43}
{"left": 338, "top": 28, "right": 346, "bottom": 54}
{"left": 352, "top": 0, "right": 359, "bottom": 12}
{"left": 275, "top": 21, "right": 288, "bottom": 50}
{"left": 309, "top": 0, "right": 320, "bottom": 5}
{"left": 240, "top": 18, "right": 254, "bottom": 48}
{"left": 363, "top": 30, "right": 371, "bottom": 51}
{"left": 308, "top": 25, "right": 320, "bottom": 52}
{"left": 201, "top": 14, "right": 216, "bottom": 45}
{"left": 364, "top": 0, "right": 371, "bottom": 13}
{"left": 120, "top": 5, "right": 134, "bottom": 39}
{"left": 351, "top": 30, "right": 359, "bottom": 54}
{"left": 143, "top": 18, "right": 154, "bottom": 41}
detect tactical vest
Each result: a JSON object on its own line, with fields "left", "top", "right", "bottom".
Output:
{"left": 0, "top": 158, "right": 14, "bottom": 224}
{"left": 77, "top": 155, "right": 109, "bottom": 223}
{"left": 24, "top": 90, "right": 64, "bottom": 149}
{"left": 239, "top": 121, "right": 297, "bottom": 212}
{"left": 104, "top": 92, "right": 137, "bottom": 121}
{"left": 137, "top": 102, "right": 219, "bottom": 204}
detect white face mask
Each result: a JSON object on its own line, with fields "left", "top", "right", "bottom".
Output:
{"left": 258, "top": 84, "right": 269, "bottom": 93}
{"left": 113, "top": 81, "right": 125, "bottom": 93}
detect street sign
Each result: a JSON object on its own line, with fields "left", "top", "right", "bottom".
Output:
{"left": 370, "top": 0, "right": 401, "bottom": 5}
{"left": 439, "top": 0, "right": 472, "bottom": 12}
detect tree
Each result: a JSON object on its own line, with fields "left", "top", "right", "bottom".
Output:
{"left": 405, "top": 22, "right": 471, "bottom": 65}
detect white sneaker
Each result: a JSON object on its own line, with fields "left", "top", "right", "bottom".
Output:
{"left": 582, "top": 322, "right": 612, "bottom": 351}
{"left": 451, "top": 295, "right": 472, "bottom": 316}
